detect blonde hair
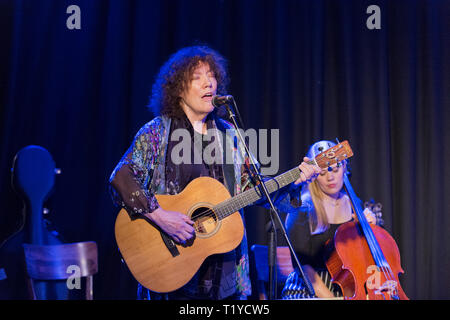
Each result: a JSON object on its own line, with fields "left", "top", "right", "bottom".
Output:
{"left": 304, "top": 140, "right": 348, "bottom": 234}
{"left": 305, "top": 181, "right": 329, "bottom": 234}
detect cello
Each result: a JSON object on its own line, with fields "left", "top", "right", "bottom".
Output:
{"left": 325, "top": 172, "right": 409, "bottom": 300}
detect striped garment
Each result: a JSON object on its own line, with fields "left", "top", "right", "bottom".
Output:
{"left": 281, "top": 269, "right": 342, "bottom": 299}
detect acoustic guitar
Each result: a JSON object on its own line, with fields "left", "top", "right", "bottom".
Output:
{"left": 115, "top": 141, "right": 353, "bottom": 293}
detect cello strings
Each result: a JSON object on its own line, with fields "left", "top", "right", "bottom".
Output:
{"left": 349, "top": 178, "right": 397, "bottom": 297}
{"left": 363, "top": 229, "right": 397, "bottom": 298}
{"left": 360, "top": 215, "right": 397, "bottom": 293}
{"left": 345, "top": 174, "right": 397, "bottom": 294}
{"left": 361, "top": 217, "right": 393, "bottom": 282}
{"left": 364, "top": 221, "right": 396, "bottom": 282}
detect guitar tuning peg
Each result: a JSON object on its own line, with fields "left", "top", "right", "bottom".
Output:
{"left": 55, "top": 168, "right": 62, "bottom": 175}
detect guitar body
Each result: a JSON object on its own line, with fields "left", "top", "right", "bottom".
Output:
{"left": 115, "top": 177, "right": 244, "bottom": 293}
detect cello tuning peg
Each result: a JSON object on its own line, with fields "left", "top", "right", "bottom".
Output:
{"left": 55, "top": 168, "right": 62, "bottom": 175}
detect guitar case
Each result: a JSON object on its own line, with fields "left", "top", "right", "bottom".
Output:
{"left": 0, "top": 145, "right": 68, "bottom": 299}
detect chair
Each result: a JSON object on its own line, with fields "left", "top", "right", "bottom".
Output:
{"left": 22, "top": 241, "right": 98, "bottom": 300}
{"left": 250, "top": 244, "right": 294, "bottom": 300}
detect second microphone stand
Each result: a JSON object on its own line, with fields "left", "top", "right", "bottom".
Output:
{"left": 223, "top": 99, "right": 316, "bottom": 299}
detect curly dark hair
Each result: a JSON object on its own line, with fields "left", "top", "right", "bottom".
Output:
{"left": 148, "top": 45, "right": 230, "bottom": 118}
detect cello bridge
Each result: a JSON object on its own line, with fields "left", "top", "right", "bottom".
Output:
{"left": 375, "top": 280, "right": 399, "bottom": 299}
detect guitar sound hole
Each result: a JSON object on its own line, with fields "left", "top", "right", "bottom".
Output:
{"left": 191, "top": 207, "right": 218, "bottom": 235}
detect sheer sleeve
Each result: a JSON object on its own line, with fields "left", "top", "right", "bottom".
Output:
{"left": 109, "top": 121, "right": 162, "bottom": 217}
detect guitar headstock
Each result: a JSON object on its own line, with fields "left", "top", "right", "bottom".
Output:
{"left": 313, "top": 140, "right": 353, "bottom": 169}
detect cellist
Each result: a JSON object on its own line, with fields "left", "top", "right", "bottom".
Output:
{"left": 281, "top": 140, "right": 383, "bottom": 299}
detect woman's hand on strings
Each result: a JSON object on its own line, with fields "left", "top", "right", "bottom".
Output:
{"left": 145, "top": 208, "right": 195, "bottom": 244}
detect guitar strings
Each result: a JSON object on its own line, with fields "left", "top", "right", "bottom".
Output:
{"left": 196, "top": 164, "right": 322, "bottom": 224}
{"left": 189, "top": 174, "right": 284, "bottom": 227}
{"left": 189, "top": 164, "right": 323, "bottom": 228}
{"left": 189, "top": 153, "right": 343, "bottom": 230}
{"left": 190, "top": 147, "right": 346, "bottom": 237}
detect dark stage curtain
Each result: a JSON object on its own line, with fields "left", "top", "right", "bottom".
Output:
{"left": 0, "top": 0, "right": 449, "bottom": 300}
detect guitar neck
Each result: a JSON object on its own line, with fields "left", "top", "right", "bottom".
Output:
{"left": 214, "top": 166, "right": 303, "bottom": 219}
{"left": 213, "top": 139, "right": 353, "bottom": 220}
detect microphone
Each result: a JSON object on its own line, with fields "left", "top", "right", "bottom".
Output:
{"left": 212, "top": 95, "right": 234, "bottom": 107}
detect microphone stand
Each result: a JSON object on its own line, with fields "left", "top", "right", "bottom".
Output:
{"left": 223, "top": 98, "right": 316, "bottom": 299}
{"left": 266, "top": 219, "right": 277, "bottom": 300}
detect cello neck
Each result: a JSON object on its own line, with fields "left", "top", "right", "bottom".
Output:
{"left": 342, "top": 174, "right": 388, "bottom": 269}
{"left": 342, "top": 174, "right": 370, "bottom": 229}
